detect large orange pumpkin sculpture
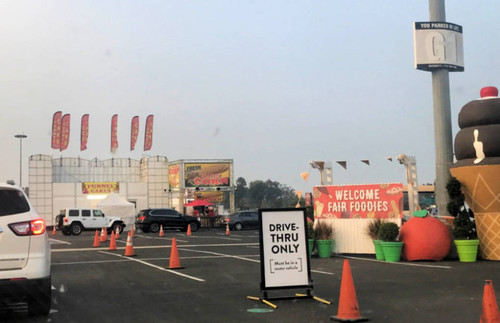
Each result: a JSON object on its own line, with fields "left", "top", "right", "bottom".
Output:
{"left": 399, "top": 210, "right": 451, "bottom": 261}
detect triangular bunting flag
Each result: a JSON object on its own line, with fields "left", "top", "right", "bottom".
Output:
{"left": 361, "top": 160, "right": 370, "bottom": 166}
{"left": 336, "top": 161, "right": 347, "bottom": 170}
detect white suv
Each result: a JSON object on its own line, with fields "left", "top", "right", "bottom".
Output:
{"left": 0, "top": 181, "right": 51, "bottom": 315}
{"left": 57, "top": 208, "right": 126, "bottom": 235}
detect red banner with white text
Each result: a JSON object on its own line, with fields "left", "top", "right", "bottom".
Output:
{"left": 81, "top": 114, "right": 89, "bottom": 151}
{"left": 313, "top": 183, "right": 403, "bottom": 219}
{"left": 144, "top": 115, "right": 154, "bottom": 151}
{"left": 51, "top": 111, "right": 62, "bottom": 149}
{"left": 60, "top": 114, "right": 71, "bottom": 151}
{"left": 111, "top": 114, "right": 118, "bottom": 153}
{"left": 130, "top": 116, "right": 139, "bottom": 151}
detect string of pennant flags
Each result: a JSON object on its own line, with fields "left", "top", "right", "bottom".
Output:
{"left": 51, "top": 112, "right": 154, "bottom": 153}
{"left": 295, "top": 156, "right": 398, "bottom": 206}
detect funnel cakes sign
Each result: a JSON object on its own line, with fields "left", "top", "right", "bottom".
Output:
{"left": 313, "top": 183, "right": 403, "bottom": 219}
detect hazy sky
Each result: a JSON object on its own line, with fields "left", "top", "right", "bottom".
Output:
{"left": 1, "top": 1, "right": 499, "bottom": 194}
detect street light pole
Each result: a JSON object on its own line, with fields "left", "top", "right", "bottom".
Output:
{"left": 14, "top": 134, "right": 27, "bottom": 188}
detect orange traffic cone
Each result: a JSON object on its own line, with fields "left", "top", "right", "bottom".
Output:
{"left": 159, "top": 225, "right": 165, "bottom": 237}
{"left": 115, "top": 226, "right": 120, "bottom": 240}
{"left": 168, "top": 237, "right": 184, "bottom": 269}
{"left": 331, "top": 259, "right": 368, "bottom": 322}
{"left": 100, "top": 227, "right": 107, "bottom": 242}
{"left": 187, "top": 225, "right": 192, "bottom": 236}
{"left": 93, "top": 230, "right": 101, "bottom": 247}
{"left": 130, "top": 226, "right": 135, "bottom": 237}
{"left": 124, "top": 233, "right": 136, "bottom": 257}
{"left": 52, "top": 226, "right": 56, "bottom": 236}
{"left": 109, "top": 231, "right": 117, "bottom": 251}
{"left": 104, "top": 227, "right": 109, "bottom": 241}
{"left": 480, "top": 280, "right": 500, "bottom": 323}
{"left": 225, "top": 220, "right": 230, "bottom": 236}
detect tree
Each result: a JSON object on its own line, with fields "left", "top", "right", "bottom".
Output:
{"left": 235, "top": 178, "right": 297, "bottom": 209}
{"left": 235, "top": 177, "right": 250, "bottom": 210}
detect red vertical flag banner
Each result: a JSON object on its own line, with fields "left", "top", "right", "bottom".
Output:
{"left": 60, "top": 114, "right": 71, "bottom": 151}
{"left": 144, "top": 115, "right": 154, "bottom": 151}
{"left": 51, "top": 111, "right": 62, "bottom": 149}
{"left": 111, "top": 114, "right": 118, "bottom": 153}
{"left": 81, "top": 114, "right": 89, "bottom": 151}
{"left": 130, "top": 116, "right": 139, "bottom": 151}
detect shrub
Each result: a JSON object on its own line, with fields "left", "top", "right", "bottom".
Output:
{"left": 307, "top": 222, "right": 314, "bottom": 239}
{"left": 314, "top": 221, "right": 334, "bottom": 240}
{"left": 365, "top": 218, "right": 384, "bottom": 240}
{"left": 446, "top": 177, "right": 477, "bottom": 240}
{"left": 378, "top": 222, "right": 399, "bottom": 242}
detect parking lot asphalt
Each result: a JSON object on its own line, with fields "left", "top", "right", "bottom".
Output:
{"left": 3, "top": 228, "right": 500, "bottom": 322}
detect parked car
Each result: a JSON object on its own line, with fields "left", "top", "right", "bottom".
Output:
{"left": 228, "top": 210, "right": 259, "bottom": 231}
{"left": 57, "top": 208, "right": 126, "bottom": 236}
{"left": 135, "top": 208, "right": 200, "bottom": 233}
{"left": 0, "top": 181, "right": 51, "bottom": 315}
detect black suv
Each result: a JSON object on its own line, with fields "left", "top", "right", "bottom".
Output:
{"left": 135, "top": 208, "right": 200, "bottom": 233}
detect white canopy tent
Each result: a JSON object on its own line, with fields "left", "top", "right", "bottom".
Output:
{"left": 97, "top": 192, "right": 136, "bottom": 228}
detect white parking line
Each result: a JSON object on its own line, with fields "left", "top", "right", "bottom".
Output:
{"left": 180, "top": 248, "right": 261, "bottom": 263}
{"left": 99, "top": 251, "right": 205, "bottom": 282}
{"left": 342, "top": 255, "right": 452, "bottom": 269}
{"left": 179, "top": 248, "right": 335, "bottom": 275}
{"left": 49, "top": 238, "right": 72, "bottom": 245}
{"left": 51, "top": 242, "right": 260, "bottom": 253}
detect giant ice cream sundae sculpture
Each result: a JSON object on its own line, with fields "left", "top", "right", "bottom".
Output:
{"left": 450, "top": 86, "right": 500, "bottom": 260}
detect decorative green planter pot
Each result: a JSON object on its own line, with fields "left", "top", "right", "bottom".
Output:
{"left": 380, "top": 241, "right": 404, "bottom": 262}
{"left": 373, "top": 239, "right": 385, "bottom": 261}
{"left": 308, "top": 239, "right": 314, "bottom": 256}
{"left": 316, "top": 239, "right": 334, "bottom": 258}
{"left": 454, "top": 239, "right": 479, "bottom": 262}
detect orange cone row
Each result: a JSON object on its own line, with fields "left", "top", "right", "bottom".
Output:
{"left": 89, "top": 225, "right": 185, "bottom": 269}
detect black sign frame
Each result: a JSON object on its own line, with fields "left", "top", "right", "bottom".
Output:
{"left": 258, "top": 208, "right": 313, "bottom": 301}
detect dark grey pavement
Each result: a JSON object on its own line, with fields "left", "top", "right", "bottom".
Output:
{"left": 3, "top": 229, "right": 499, "bottom": 322}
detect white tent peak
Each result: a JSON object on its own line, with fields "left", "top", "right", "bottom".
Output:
{"left": 98, "top": 192, "right": 134, "bottom": 206}
{"left": 97, "top": 192, "right": 136, "bottom": 228}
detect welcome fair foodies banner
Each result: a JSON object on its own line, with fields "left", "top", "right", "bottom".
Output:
{"left": 313, "top": 183, "right": 404, "bottom": 219}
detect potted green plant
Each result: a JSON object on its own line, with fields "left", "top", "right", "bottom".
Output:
{"left": 365, "top": 218, "right": 385, "bottom": 260}
{"left": 307, "top": 221, "right": 315, "bottom": 256}
{"left": 378, "top": 222, "right": 403, "bottom": 262}
{"left": 314, "top": 221, "right": 334, "bottom": 258}
{"left": 446, "top": 176, "right": 479, "bottom": 262}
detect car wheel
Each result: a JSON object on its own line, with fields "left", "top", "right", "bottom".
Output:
{"left": 70, "top": 223, "right": 83, "bottom": 235}
{"left": 235, "top": 222, "right": 243, "bottom": 231}
{"left": 28, "top": 276, "right": 51, "bottom": 316}
{"left": 189, "top": 222, "right": 199, "bottom": 232}
{"left": 111, "top": 222, "right": 123, "bottom": 234}
{"left": 150, "top": 222, "right": 160, "bottom": 233}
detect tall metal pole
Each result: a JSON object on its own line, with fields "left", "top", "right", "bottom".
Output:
{"left": 429, "top": 0, "right": 453, "bottom": 216}
{"left": 14, "top": 134, "right": 27, "bottom": 188}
